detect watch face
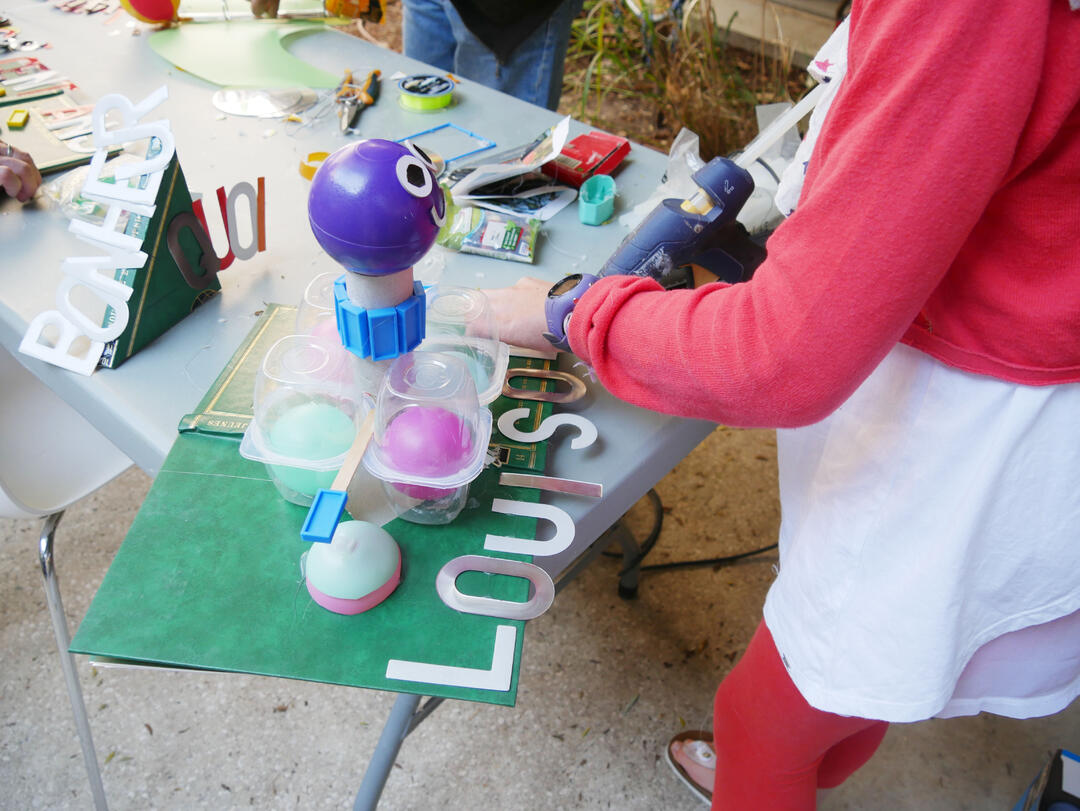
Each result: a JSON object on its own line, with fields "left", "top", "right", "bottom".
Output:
{"left": 549, "top": 274, "right": 583, "bottom": 297}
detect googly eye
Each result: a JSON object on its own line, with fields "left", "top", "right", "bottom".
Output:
{"left": 404, "top": 140, "right": 438, "bottom": 172}
{"left": 395, "top": 154, "right": 433, "bottom": 198}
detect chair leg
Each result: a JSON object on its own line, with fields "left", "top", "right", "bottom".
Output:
{"left": 38, "top": 511, "right": 109, "bottom": 811}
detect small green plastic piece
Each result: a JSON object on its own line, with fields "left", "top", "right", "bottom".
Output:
{"left": 578, "top": 174, "right": 616, "bottom": 226}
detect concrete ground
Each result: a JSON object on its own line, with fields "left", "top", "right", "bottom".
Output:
{"left": 2, "top": 426, "right": 1077, "bottom": 810}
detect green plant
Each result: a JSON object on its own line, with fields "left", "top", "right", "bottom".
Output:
{"left": 562, "top": 0, "right": 804, "bottom": 159}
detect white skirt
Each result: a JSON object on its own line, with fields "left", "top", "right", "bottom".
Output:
{"left": 762, "top": 343, "right": 1080, "bottom": 723}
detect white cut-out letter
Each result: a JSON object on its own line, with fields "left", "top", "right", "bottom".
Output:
{"left": 69, "top": 201, "right": 148, "bottom": 255}
{"left": 56, "top": 256, "right": 137, "bottom": 342}
{"left": 436, "top": 555, "right": 554, "bottom": 620}
{"left": 19, "top": 311, "right": 104, "bottom": 376}
{"left": 483, "top": 498, "right": 575, "bottom": 557}
{"left": 497, "top": 407, "right": 598, "bottom": 450}
{"left": 385, "top": 624, "right": 516, "bottom": 691}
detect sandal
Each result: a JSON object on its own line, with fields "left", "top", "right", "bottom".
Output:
{"left": 665, "top": 729, "right": 715, "bottom": 806}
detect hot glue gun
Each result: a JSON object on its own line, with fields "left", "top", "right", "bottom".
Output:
{"left": 599, "top": 83, "right": 827, "bottom": 286}
{"left": 599, "top": 156, "right": 764, "bottom": 285}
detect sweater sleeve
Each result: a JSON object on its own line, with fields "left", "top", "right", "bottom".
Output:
{"left": 567, "top": 0, "right": 1050, "bottom": 428}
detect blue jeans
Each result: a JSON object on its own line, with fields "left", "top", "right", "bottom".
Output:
{"left": 402, "top": 0, "right": 582, "bottom": 110}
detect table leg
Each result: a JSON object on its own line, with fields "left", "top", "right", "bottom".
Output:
{"left": 353, "top": 692, "right": 422, "bottom": 811}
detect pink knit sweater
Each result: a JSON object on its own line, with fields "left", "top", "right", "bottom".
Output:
{"left": 569, "top": 0, "right": 1080, "bottom": 428}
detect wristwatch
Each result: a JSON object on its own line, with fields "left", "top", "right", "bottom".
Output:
{"left": 542, "top": 273, "right": 599, "bottom": 352}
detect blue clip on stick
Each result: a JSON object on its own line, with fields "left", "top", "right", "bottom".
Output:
{"left": 301, "top": 410, "right": 376, "bottom": 543}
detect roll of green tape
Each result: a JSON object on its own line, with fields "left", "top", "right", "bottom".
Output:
{"left": 398, "top": 74, "right": 454, "bottom": 111}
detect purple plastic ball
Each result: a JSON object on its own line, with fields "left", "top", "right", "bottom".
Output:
{"left": 383, "top": 406, "right": 472, "bottom": 478}
{"left": 308, "top": 139, "right": 446, "bottom": 276}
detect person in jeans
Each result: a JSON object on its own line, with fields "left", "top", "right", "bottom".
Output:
{"left": 401, "top": 0, "right": 582, "bottom": 110}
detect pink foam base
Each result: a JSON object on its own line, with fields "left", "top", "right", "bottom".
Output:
{"left": 305, "top": 556, "right": 402, "bottom": 615}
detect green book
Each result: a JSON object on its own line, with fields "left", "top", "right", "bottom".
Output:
{"left": 100, "top": 146, "right": 221, "bottom": 369}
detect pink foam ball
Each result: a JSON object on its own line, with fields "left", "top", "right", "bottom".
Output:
{"left": 383, "top": 406, "right": 472, "bottom": 478}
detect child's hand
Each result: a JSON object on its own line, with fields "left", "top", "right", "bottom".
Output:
{"left": 481, "top": 277, "right": 556, "bottom": 353}
{"left": 0, "top": 142, "right": 42, "bottom": 203}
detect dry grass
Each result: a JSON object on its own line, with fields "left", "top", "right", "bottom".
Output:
{"left": 360, "top": 0, "right": 810, "bottom": 159}
{"left": 562, "top": 0, "right": 810, "bottom": 158}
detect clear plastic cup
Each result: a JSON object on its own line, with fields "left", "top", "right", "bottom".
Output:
{"left": 380, "top": 479, "right": 470, "bottom": 525}
{"left": 419, "top": 286, "right": 509, "bottom": 405}
{"left": 362, "top": 350, "right": 492, "bottom": 524}
{"left": 241, "top": 333, "right": 370, "bottom": 505}
{"left": 295, "top": 271, "right": 339, "bottom": 335}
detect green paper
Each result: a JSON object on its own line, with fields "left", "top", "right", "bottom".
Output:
{"left": 489, "top": 356, "right": 555, "bottom": 472}
{"left": 73, "top": 314, "right": 554, "bottom": 704}
{"left": 71, "top": 430, "right": 539, "bottom": 704}
{"left": 148, "top": 20, "right": 340, "bottom": 89}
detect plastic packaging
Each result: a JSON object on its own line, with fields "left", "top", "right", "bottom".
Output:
{"left": 240, "top": 334, "right": 371, "bottom": 505}
{"left": 618, "top": 124, "right": 793, "bottom": 237}
{"left": 362, "top": 351, "right": 493, "bottom": 524}
{"left": 437, "top": 201, "right": 540, "bottom": 264}
{"left": 294, "top": 272, "right": 393, "bottom": 398}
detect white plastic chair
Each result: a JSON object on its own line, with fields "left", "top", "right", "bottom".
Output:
{"left": 1, "top": 348, "right": 132, "bottom": 811}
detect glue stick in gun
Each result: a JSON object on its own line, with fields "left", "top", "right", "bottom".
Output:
{"left": 600, "top": 83, "right": 826, "bottom": 285}
{"left": 599, "top": 157, "right": 760, "bottom": 285}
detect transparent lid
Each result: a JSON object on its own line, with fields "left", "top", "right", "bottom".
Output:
{"left": 419, "top": 285, "right": 509, "bottom": 405}
{"left": 295, "top": 271, "right": 339, "bottom": 335}
{"left": 362, "top": 350, "right": 492, "bottom": 488}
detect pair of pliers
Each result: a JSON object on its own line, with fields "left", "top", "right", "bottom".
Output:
{"left": 336, "top": 68, "right": 380, "bottom": 133}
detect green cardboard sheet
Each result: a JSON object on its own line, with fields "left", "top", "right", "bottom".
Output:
{"left": 72, "top": 311, "right": 561, "bottom": 705}
{"left": 148, "top": 20, "right": 340, "bottom": 89}
{"left": 72, "top": 433, "right": 538, "bottom": 704}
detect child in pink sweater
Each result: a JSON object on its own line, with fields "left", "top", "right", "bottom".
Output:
{"left": 486, "top": 0, "right": 1080, "bottom": 807}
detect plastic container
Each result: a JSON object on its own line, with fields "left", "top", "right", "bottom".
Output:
{"left": 419, "top": 286, "right": 509, "bottom": 405}
{"left": 240, "top": 417, "right": 354, "bottom": 505}
{"left": 362, "top": 351, "right": 492, "bottom": 524}
{"left": 240, "top": 334, "right": 370, "bottom": 506}
{"left": 578, "top": 174, "right": 616, "bottom": 225}
{"left": 295, "top": 271, "right": 338, "bottom": 335}
{"left": 380, "top": 479, "right": 470, "bottom": 526}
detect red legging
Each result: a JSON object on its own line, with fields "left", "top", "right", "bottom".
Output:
{"left": 711, "top": 620, "right": 889, "bottom": 810}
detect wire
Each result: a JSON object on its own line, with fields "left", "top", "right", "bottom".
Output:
{"left": 638, "top": 542, "right": 777, "bottom": 573}
{"left": 604, "top": 488, "right": 778, "bottom": 576}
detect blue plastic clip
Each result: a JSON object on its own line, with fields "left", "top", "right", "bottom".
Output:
{"left": 333, "top": 276, "right": 427, "bottom": 361}
{"left": 301, "top": 489, "right": 348, "bottom": 543}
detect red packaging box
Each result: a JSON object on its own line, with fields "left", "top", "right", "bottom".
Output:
{"left": 541, "top": 130, "right": 631, "bottom": 188}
